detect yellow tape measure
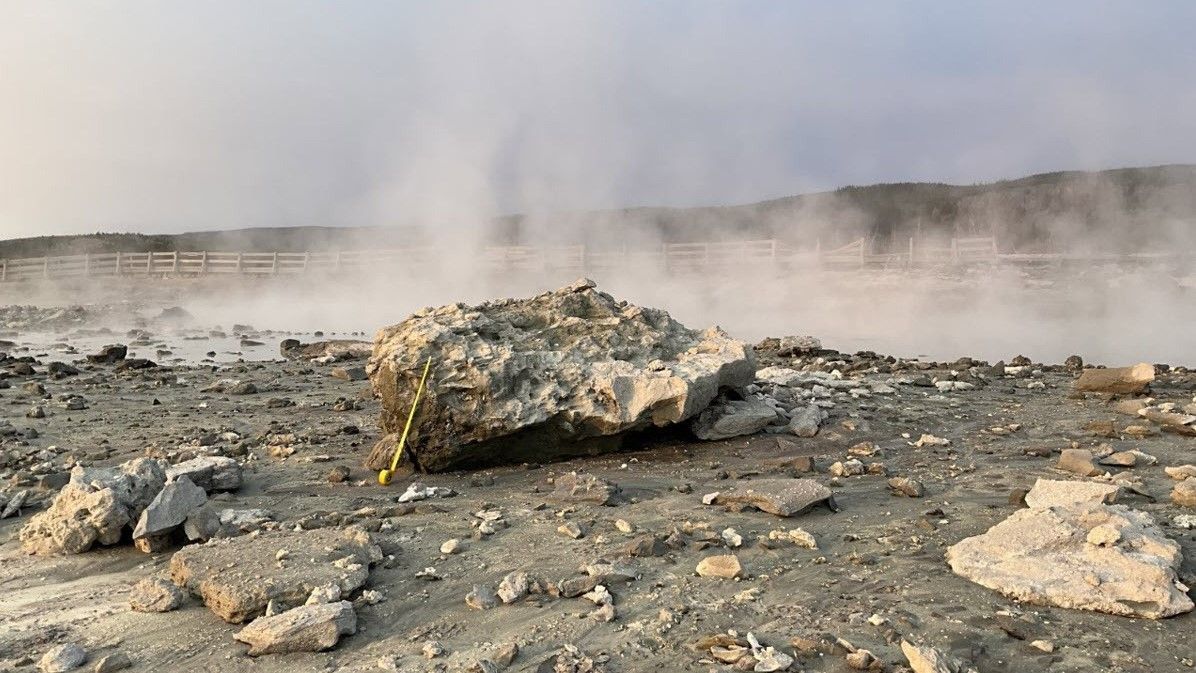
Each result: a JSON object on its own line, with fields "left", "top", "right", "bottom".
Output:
{"left": 378, "top": 356, "right": 433, "bottom": 485}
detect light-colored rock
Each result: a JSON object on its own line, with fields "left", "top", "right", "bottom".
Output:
{"left": 888, "top": 476, "right": 924, "bottom": 497}
{"left": 1057, "top": 449, "right": 1100, "bottom": 477}
{"left": 1024, "top": 479, "right": 1119, "bottom": 508}
{"left": 165, "top": 456, "right": 242, "bottom": 492}
{"left": 692, "top": 397, "right": 777, "bottom": 440}
{"left": 496, "top": 571, "right": 529, "bottom": 604}
{"left": 91, "top": 652, "right": 132, "bottom": 673}
{"left": 132, "top": 476, "right": 207, "bottom": 542}
{"left": 234, "top": 601, "right": 356, "bottom": 656}
{"left": 1165, "top": 465, "right": 1196, "bottom": 480}
{"left": 170, "top": 527, "right": 381, "bottom": 623}
{"left": 946, "top": 504, "right": 1193, "bottom": 618}
{"left": 1173, "top": 479, "right": 1196, "bottom": 508}
{"left": 696, "top": 554, "right": 744, "bottom": 578}
{"left": 900, "top": 641, "right": 969, "bottom": 673}
{"left": 20, "top": 458, "right": 166, "bottom": 555}
{"left": 548, "top": 473, "right": 619, "bottom": 505}
{"left": 1073, "top": 363, "right": 1155, "bottom": 394}
{"left": 39, "top": 643, "right": 86, "bottom": 673}
{"left": 707, "top": 479, "right": 835, "bottom": 517}
{"left": 129, "top": 577, "right": 185, "bottom": 613}
{"left": 367, "top": 279, "right": 754, "bottom": 472}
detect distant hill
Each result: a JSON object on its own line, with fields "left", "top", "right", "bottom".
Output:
{"left": 4, "top": 164, "right": 1195, "bottom": 257}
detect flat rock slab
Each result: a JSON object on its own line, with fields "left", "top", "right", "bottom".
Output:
{"left": 691, "top": 397, "right": 777, "bottom": 441}
{"left": 547, "top": 473, "right": 620, "bottom": 505}
{"left": 166, "top": 456, "right": 242, "bottom": 492}
{"left": 133, "top": 476, "right": 207, "bottom": 540}
{"left": 170, "top": 527, "right": 381, "bottom": 623}
{"left": 1073, "top": 363, "right": 1154, "bottom": 394}
{"left": 946, "top": 504, "right": 1193, "bottom": 619}
{"left": 708, "top": 479, "right": 836, "bottom": 517}
{"left": 1024, "top": 479, "right": 1120, "bottom": 509}
{"left": 235, "top": 601, "right": 356, "bottom": 655}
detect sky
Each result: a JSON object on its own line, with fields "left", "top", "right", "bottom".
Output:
{"left": 2, "top": 1, "right": 1195, "bottom": 238}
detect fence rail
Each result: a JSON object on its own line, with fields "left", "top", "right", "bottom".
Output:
{"left": 0, "top": 236, "right": 1187, "bottom": 283}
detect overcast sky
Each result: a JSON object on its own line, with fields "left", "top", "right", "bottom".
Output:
{"left": 2, "top": 1, "right": 1195, "bottom": 238}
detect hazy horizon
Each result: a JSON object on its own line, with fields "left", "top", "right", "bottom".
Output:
{"left": 3, "top": 2, "right": 1196, "bottom": 238}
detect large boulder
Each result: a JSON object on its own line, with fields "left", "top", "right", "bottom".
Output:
{"left": 367, "top": 279, "right": 754, "bottom": 472}
{"left": 20, "top": 458, "right": 166, "bottom": 555}
{"left": 946, "top": 504, "right": 1193, "bottom": 619}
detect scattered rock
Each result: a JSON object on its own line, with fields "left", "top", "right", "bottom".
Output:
{"left": 888, "top": 476, "right": 924, "bottom": 497}
{"left": 91, "top": 652, "right": 132, "bottom": 673}
{"left": 132, "top": 476, "right": 207, "bottom": 545}
{"left": 1173, "top": 479, "right": 1196, "bottom": 508}
{"left": 1073, "top": 363, "right": 1154, "bottom": 394}
{"left": 691, "top": 396, "right": 777, "bottom": 440}
{"left": 707, "top": 479, "right": 836, "bottom": 516}
{"left": 548, "top": 473, "right": 620, "bottom": 506}
{"left": 234, "top": 601, "right": 357, "bottom": 655}
{"left": 1057, "top": 449, "right": 1100, "bottom": 477}
{"left": 900, "top": 641, "right": 969, "bottom": 673}
{"left": 38, "top": 643, "right": 86, "bottom": 673}
{"left": 87, "top": 344, "right": 127, "bottom": 364}
{"left": 165, "top": 456, "right": 242, "bottom": 492}
{"left": 1024, "top": 479, "right": 1119, "bottom": 508}
{"left": 695, "top": 554, "right": 744, "bottom": 578}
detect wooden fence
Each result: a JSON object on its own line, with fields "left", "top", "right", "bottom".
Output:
{"left": 0, "top": 236, "right": 1183, "bottom": 283}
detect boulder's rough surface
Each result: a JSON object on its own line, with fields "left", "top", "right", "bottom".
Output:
{"left": 1024, "top": 479, "right": 1119, "bottom": 509}
{"left": 946, "top": 504, "right": 1193, "bottom": 619}
{"left": 691, "top": 397, "right": 776, "bottom": 440}
{"left": 132, "top": 476, "right": 207, "bottom": 541}
{"left": 38, "top": 643, "right": 86, "bottom": 673}
{"left": 20, "top": 459, "right": 166, "bottom": 555}
{"left": 129, "top": 577, "right": 186, "bottom": 613}
{"left": 368, "top": 279, "right": 754, "bottom": 471}
{"left": 708, "top": 479, "right": 835, "bottom": 517}
{"left": 900, "top": 641, "right": 971, "bottom": 673}
{"left": 1073, "top": 363, "right": 1154, "bottom": 394}
{"left": 234, "top": 601, "right": 356, "bottom": 655}
{"left": 1173, "top": 479, "right": 1196, "bottom": 508}
{"left": 170, "top": 527, "right": 381, "bottom": 623}
{"left": 165, "top": 456, "right": 242, "bottom": 492}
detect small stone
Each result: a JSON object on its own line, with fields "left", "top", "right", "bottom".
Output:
{"left": 590, "top": 602, "right": 616, "bottom": 622}
{"left": 614, "top": 519, "right": 634, "bottom": 534}
{"left": 1057, "top": 449, "right": 1100, "bottom": 476}
{"left": 888, "top": 476, "right": 924, "bottom": 497}
{"left": 1024, "top": 479, "right": 1119, "bottom": 508}
{"left": 39, "top": 644, "right": 86, "bottom": 672}
{"left": 91, "top": 653, "right": 132, "bottom": 673}
{"left": 1165, "top": 465, "right": 1196, "bottom": 480}
{"left": 466, "top": 585, "right": 498, "bottom": 610}
{"left": 305, "top": 583, "right": 342, "bottom": 605}
{"left": 720, "top": 527, "right": 743, "bottom": 548}
{"left": 493, "top": 642, "right": 519, "bottom": 667}
{"left": 496, "top": 571, "right": 529, "bottom": 604}
{"left": 129, "top": 577, "right": 185, "bottom": 613}
{"left": 1030, "top": 640, "right": 1055, "bottom": 653}
{"left": 327, "top": 466, "right": 351, "bottom": 483}
{"left": 440, "top": 538, "right": 463, "bottom": 554}
{"left": 829, "top": 459, "right": 864, "bottom": 477}
{"left": 422, "top": 641, "right": 445, "bottom": 659}
{"left": 900, "top": 641, "right": 965, "bottom": 673}
{"left": 695, "top": 554, "right": 744, "bottom": 579}
{"left": 558, "top": 521, "right": 585, "bottom": 539}
{"left": 844, "top": 649, "right": 877, "bottom": 670}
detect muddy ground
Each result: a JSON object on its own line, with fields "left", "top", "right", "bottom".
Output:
{"left": 0, "top": 305, "right": 1194, "bottom": 672}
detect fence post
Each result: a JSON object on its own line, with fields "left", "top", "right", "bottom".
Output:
{"left": 236, "top": 252, "right": 243, "bottom": 274}
{"left": 272, "top": 251, "right": 278, "bottom": 274}
{"left": 908, "top": 237, "right": 914, "bottom": 266}
{"left": 84, "top": 253, "right": 91, "bottom": 276}
{"left": 172, "top": 251, "right": 179, "bottom": 274}
{"left": 146, "top": 253, "right": 152, "bottom": 275}
{"left": 43, "top": 257, "right": 49, "bottom": 279}
{"left": 0, "top": 260, "right": 6, "bottom": 282}
{"left": 115, "top": 251, "right": 122, "bottom": 276}
{"left": 200, "top": 251, "right": 207, "bottom": 275}
{"left": 302, "top": 251, "right": 310, "bottom": 272}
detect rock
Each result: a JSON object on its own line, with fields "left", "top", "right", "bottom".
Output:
{"left": 1165, "top": 465, "right": 1196, "bottom": 480}
{"left": 280, "top": 339, "right": 371, "bottom": 361}
{"left": 708, "top": 479, "right": 835, "bottom": 516}
{"left": 829, "top": 459, "right": 864, "bottom": 477}
{"left": 494, "top": 642, "right": 519, "bottom": 667}
{"left": 691, "top": 397, "right": 776, "bottom": 440}
{"left": 900, "top": 641, "right": 968, "bottom": 673}
{"left": 548, "top": 473, "right": 620, "bottom": 505}
{"left": 946, "top": 504, "right": 1194, "bottom": 618}
{"left": 20, "top": 458, "right": 167, "bottom": 555}
{"left": 440, "top": 538, "right": 463, "bottom": 554}
{"left": 558, "top": 521, "right": 585, "bottom": 539}
{"left": 38, "top": 643, "right": 86, "bottom": 673}
{"left": 1073, "top": 363, "right": 1154, "bottom": 394}
{"left": 396, "top": 482, "right": 455, "bottom": 503}
{"left": 327, "top": 465, "right": 350, "bottom": 483}
{"left": 368, "top": 280, "right": 754, "bottom": 472}
{"left": 466, "top": 585, "right": 499, "bottom": 610}
{"left": 1057, "top": 449, "right": 1100, "bottom": 477}
{"left": 1, "top": 489, "right": 29, "bottom": 518}
{"left": 170, "top": 527, "right": 381, "bottom": 623}
{"left": 1024, "top": 479, "right": 1119, "bottom": 508}
{"left": 91, "top": 652, "right": 132, "bottom": 673}
{"left": 234, "top": 601, "right": 356, "bottom": 656}
{"left": 165, "top": 456, "right": 242, "bottom": 492}
{"left": 129, "top": 577, "right": 186, "bottom": 612}
{"left": 695, "top": 554, "right": 744, "bottom": 578}
{"left": 228, "top": 381, "right": 258, "bottom": 395}
{"left": 497, "top": 571, "right": 530, "bottom": 603}
{"left": 86, "top": 344, "right": 127, "bottom": 364}
{"left": 1173, "top": 479, "right": 1196, "bottom": 508}
{"left": 775, "top": 335, "right": 821, "bottom": 355}
{"left": 888, "top": 477, "right": 924, "bottom": 497}
{"left": 330, "top": 366, "right": 367, "bottom": 381}
{"left": 422, "top": 641, "right": 446, "bottom": 659}
{"left": 614, "top": 519, "right": 634, "bottom": 533}
{"left": 844, "top": 650, "right": 877, "bottom": 670}
{"left": 787, "top": 405, "right": 822, "bottom": 437}
{"left": 132, "top": 476, "right": 207, "bottom": 543}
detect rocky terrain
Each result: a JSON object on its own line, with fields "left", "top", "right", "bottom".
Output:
{"left": 0, "top": 285, "right": 1194, "bottom": 673}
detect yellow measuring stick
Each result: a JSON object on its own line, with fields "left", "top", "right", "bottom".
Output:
{"left": 378, "top": 356, "right": 433, "bottom": 485}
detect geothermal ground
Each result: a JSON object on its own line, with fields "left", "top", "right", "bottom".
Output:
{"left": 0, "top": 281, "right": 1193, "bottom": 673}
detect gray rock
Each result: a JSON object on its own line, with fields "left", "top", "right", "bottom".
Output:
{"left": 368, "top": 279, "right": 754, "bottom": 472}
{"left": 234, "top": 601, "right": 356, "bottom": 656}
{"left": 787, "top": 405, "right": 822, "bottom": 437}
{"left": 38, "top": 643, "right": 86, "bottom": 673}
{"left": 547, "top": 473, "right": 619, "bottom": 506}
{"left": 166, "top": 456, "right": 242, "bottom": 492}
{"left": 132, "top": 476, "right": 207, "bottom": 541}
{"left": 691, "top": 397, "right": 777, "bottom": 440}
{"left": 708, "top": 479, "right": 836, "bottom": 517}
{"left": 91, "top": 653, "right": 132, "bottom": 673}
